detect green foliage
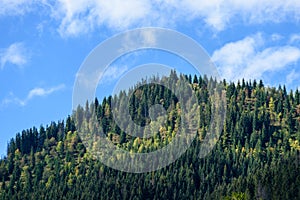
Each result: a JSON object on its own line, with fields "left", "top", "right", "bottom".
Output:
{"left": 0, "top": 72, "right": 300, "bottom": 199}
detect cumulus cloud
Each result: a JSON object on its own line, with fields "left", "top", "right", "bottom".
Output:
{"left": 2, "top": 1, "right": 300, "bottom": 36}
{"left": 52, "top": 0, "right": 152, "bottom": 37}
{"left": 1, "top": 84, "right": 65, "bottom": 107}
{"left": 212, "top": 33, "right": 300, "bottom": 82}
{"left": 0, "top": 43, "right": 28, "bottom": 69}
{"left": 21, "top": 0, "right": 300, "bottom": 37}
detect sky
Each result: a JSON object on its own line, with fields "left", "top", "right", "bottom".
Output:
{"left": 1, "top": 0, "right": 300, "bottom": 156}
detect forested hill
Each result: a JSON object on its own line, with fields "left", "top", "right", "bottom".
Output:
{"left": 1, "top": 72, "right": 300, "bottom": 199}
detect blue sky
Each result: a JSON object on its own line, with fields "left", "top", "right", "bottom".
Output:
{"left": 1, "top": 1, "right": 300, "bottom": 156}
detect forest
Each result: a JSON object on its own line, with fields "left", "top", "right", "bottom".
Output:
{"left": 0, "top": 71, "right": 300, "bottom": 199}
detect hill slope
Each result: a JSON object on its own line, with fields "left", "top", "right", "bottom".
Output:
{"left": 0, "top": 72, "right": 300, "bottom": 199}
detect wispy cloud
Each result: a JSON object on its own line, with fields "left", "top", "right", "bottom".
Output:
{"left": 0, "top": 0, "right": 34, "bottom": 16}
{"left": 1, "top": 84, "right": 65, "bottom": 107}
{"left": 271, "top": 34, "right": 283, "bottom": 42}
{"left": 212, "top": 33, "right": 300, "bottom": 82}
{"left": 75, "top": 64, "right": 128, "bottom": 91}
{"left": 0, "top": 43, "right": 28, "bottom": 69}
{"left": 290, "top": 34, "right": 300, "bottom": 44}
{"left": 100, "top": 65, "right": 128, "bottom": 84}
{"left": 26, "top": 85, "right": 65, "bottom": 101}
{"left": 286, "top": 69, "right": 300, "bottom": 85}
{"left": 118, "top": 29, "right": 158, "bottom": 54}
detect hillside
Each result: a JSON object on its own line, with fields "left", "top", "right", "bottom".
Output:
{"left": 0, "top": 72, "right": 300, "bottom": 199}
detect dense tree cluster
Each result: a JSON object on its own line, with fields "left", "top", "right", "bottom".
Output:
{"left": 0, "top": 72, "right": 300, "bottom": 199}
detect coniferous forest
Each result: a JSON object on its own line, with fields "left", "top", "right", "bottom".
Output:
{"left": 0, "top": 71, "right": 300, "bottom": 199}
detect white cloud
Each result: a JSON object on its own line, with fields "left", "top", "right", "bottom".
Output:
{"left": 0, "top": 43, "right": 28, "bottom": 69}
{"left": 212, "top": 33, "right": 262, "bottom": 81}
{"left": 0, "top": 0, "right": 34, "bottom": 16}
{"left": 290, "top": 34, "right": 300, "bottom": 44}
{"left": 2, "top": 0, "right": 300, "bottom": 36}
{"left": 180, "top": 0, "right": 300, "bottom": 31}
{"left": 141, "top": 29, "right": 157, "bottom": 46}
{"left": 75, "top": 65, "right": 128, "bottom": 90}
{"left": 2, "top": 1, "right": 300, "bottom": 36}
{"left": 1, "top": 84, "right": 65, "bottom": 107}
{"left": 27, "top": 85, "right": 65, "bottom": 101}
{"left": 212, "top": 34, "right": 300, "bottom": 82}
{"left": 38, "top": 0, "right": 300, "bottom": 37}
{"left": 118, "top": 29, "right": 158, "bottom": 54}
{"left": 286, "top": 69, "right": 300, "bottom": 85}
{"left": 52, "top": 0, "right": 152, "bottom": 37}
{"left": 100, "top": 65, "right": 128, "bottom": 84}
{"left": 271, "top": 34, "right": 283, "bottom": 41}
